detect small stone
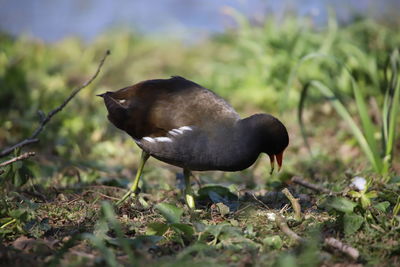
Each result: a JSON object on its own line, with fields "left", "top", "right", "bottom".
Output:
{"left": 57, "top": 193, "right": 67, "bottom": 202}
{"left": 266, "top": 212, "right": 276, "bottom": 221}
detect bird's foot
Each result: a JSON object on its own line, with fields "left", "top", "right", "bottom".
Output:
{"left": 133, "top": 187, "right": 141, "bottom": 195}
{"left": 116, "top": 188, "right": 140, "bottom": 206}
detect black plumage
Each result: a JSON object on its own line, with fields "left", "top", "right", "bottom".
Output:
{"left": 99, "top": 76, "right": 289, "bottom": 207}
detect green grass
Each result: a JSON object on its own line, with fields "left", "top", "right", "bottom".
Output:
{"left": 297, "top": 50, "right": 400, "bottom": 179}
{"left": 0, "top": 12, "right": 400, "bottom": 266}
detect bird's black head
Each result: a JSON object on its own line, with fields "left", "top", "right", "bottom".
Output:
{"left": 244, "top": 114, "right": 289, "bottom": 172}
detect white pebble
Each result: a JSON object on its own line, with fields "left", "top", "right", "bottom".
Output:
{"left": 351, "top": 176, "right": 367, "bottom": 191}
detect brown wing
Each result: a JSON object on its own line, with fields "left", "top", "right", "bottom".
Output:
{"left": 102, "top": 76, "right": 240, "bottom": 139}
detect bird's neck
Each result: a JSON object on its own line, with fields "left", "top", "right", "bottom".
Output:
{"left": 236, "top": 115, "right": 265, "bottom": 149}
{"left": 204, "top": 118, "right": 263, "bottom": 171}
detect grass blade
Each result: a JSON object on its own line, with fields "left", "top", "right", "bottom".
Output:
{"left": 299, "top": 80, "right": 379, "bottom": 172}
{"left": 350, "top": 78, "right": 382, "bottom": 172}
{"left": 293, "top": 52, "right": 385, "bottom": 173}
{"left": 383, "top": 50, "right": 400, "bottom": 176}
{"left": 298, "top": 82, "right": 313, "bottom": 155}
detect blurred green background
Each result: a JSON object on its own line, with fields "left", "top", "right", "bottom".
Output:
{"left": 1, "top": 1, "right": 400, "bottom": 266}
{"left": 1, "top": 1, "right": 399, "bottom": 186}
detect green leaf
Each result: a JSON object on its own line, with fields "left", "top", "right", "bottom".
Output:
{"left": 14, "top": 164, "right": 33, "bottom": 187}
{"left": 154, "top": 203, "right": 183, "bottom": 224}
{"left": 348, "top": 190, "right": 362, "bottom": 198}
{"left": 146, "top": 222, "right": 169, "bottom": 236}
{"left": 374, "top": 201, "right": 390, "bottom": 212}
{"left": 263, "top": 235, "right": 283, "bottom": 249}
{"left": 216, "top": 203, "right": 230, "bottom": 217}
{"left": 100, "top": 201, "right": 135, "bottom": 263}
{"left": 343, "top": 213, "right": 364, "bottom": 235}
{"left": 365, "top": 191, "right": 378, "bottom": 199}
{"left": 170, "top": 223, "right": 194, "bottom": 238}
{"left": 360, "top": 194, "right": 371, "bottom": 209}
{"left": 276, "top": 254, "right": 297, "bottom": 267}
{"left": 200, "top": 223, "right": 235, "bottom": 244}
{"left": 326, "top": 197, "right": 358, "bottom": 213}
{"left": 82, "top": 233, "right": 119, "bottom": 267}
{"left": 9, "top": 209, "right": 28, "bottom": 220}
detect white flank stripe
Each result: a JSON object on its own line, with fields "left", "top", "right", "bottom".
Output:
{"left": 142, "top": 126, "right": 192, "bottom": 144}
{"left": 118, "top": 99, "right": 126, "bottom": 104}
{"left": 179, "top": 126, "right": 193, "bottom": 131}
{"left": 168, "top": 126, "right": 193, "bottom": 136}
{"left": 154, "top": 137, "right": 173, "bottom": 143}
{"left": 168, "top": 130, "right": 179, "bottom": 136}
{"left": 143, "top": 137, "right": 155, "bottom": 143}
{"left": 173, "top": 129, "right": 183, "bottom": 134}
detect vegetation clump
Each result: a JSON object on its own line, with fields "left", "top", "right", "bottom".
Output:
{"left": 0, "top": 13, "right": 399, "bottom": 266}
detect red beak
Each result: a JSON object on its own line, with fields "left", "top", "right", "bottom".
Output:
{"left": 268, "top": 151, "right": 284, "bottom": 174}
{"left": 276, "top": 151, "right": 283, "bottom": 171}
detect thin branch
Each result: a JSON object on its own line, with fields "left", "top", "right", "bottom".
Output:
{"left": 273, "top": 213, "right": 359, "bottom": 260}
{"left": 251, "top": 193, "right": 270, "bottom": 209}
{"left": 0, "top": 50, "right": 111, "bottom": 158}
{"left": 0, "top": 139, "right": 39, "bottom": 157}
{"left": 282, "top": 188, "right": 302, "bottom": 221}
{"left": 324, "top": 237, "right": 359, "bottom": 260}
{"left": 274, "top": 213, "right": 303, "bottom": 242}
{"left": 84, "top": 190, "right": 120, "bottom": 201}
{"left": 291, "top": 176, "right": 333, "bottom": 195}
{"left": 0, "top": 152, "right": 35, "bottom": 168}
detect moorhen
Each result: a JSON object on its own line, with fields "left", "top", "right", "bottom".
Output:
{"left": 99, "top": 76, "right": 289, "bottom": 208}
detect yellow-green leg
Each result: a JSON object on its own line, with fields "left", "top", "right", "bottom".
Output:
{"left": 116, "top": 150, "right": 150, "bottom": 206}
{"left": 184, "top": 169, "right": 195, "bottom": 209}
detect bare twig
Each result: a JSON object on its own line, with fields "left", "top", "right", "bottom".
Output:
{"left": 84, "top": 190, "right": 120, "bottom": 201}
{"left": 70, "top": 250, "right": 96, "bottom": 260}
{"left": 273, "top": 213, "right": 359, "bottom": 260}
{"left": 282, "top": 188, "right": 302, "bottom": 221}
{"left": 0, "top": 50, "right": 111, "bottom": 158}
{"left": 234, "top": 204, "right": 253, "bottom": 215}
{"left": 0, "top": 152, "right": 36, "bottom": 168}
{"left": 274, "top": 213, "right": 303, "bottom": 242}
{"left": 251, "top": 193, "right": 270, "bottom": 209}
{"left": 291, "top": 176, "right": 333, "bottom": 195}
{"left": 0, "top": 139, "right": 39, "bottom": 157}
{"left": 324, "top": 237, "right": 359, "bottom": 260}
